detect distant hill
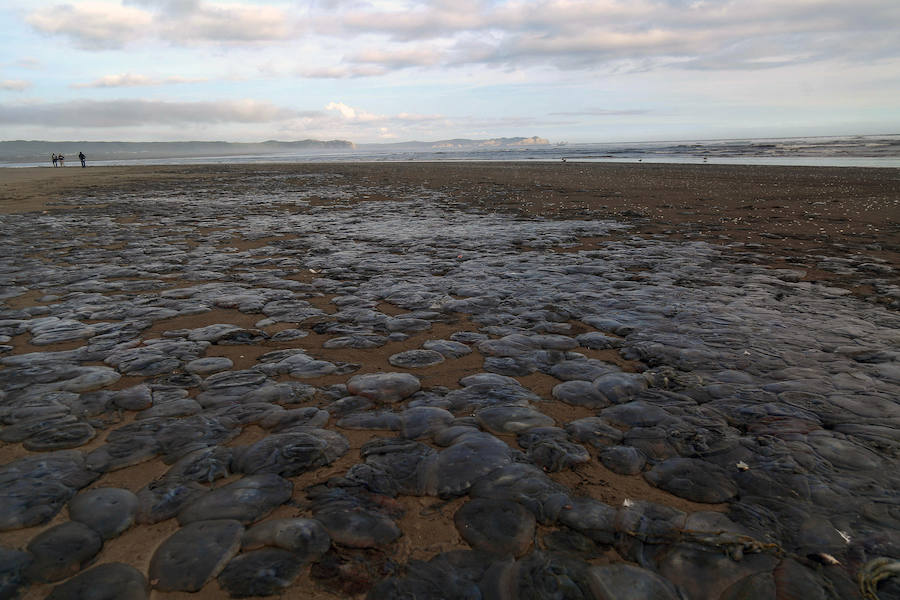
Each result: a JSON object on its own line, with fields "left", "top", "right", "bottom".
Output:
{"left": 360, "top": 136, "right": 550, "bottom": 151}
{"left": 0, "top": 139, "right": 355, "bottom": 162}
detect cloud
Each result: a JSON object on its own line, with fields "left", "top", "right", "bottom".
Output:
{"left": 123, "top": 0, "right": 200, "bottom": 12}
{"left": 296, "top": 64, "right": 388, "bottom": 78}
{"left": 549, "top": 108, "right": 650, "bottom": 117}
{"left": 324, "top": 101, "right": 382, "bottom": 122}
{"left": 21, "top": 0, "right": 900, "bottom": 79}
{"left": 313, "top": 101, "right": 467, "bottom": 139}
{"left": 71, "top": 73, "right": 207, "bottom": 88}
{"left": 336, "top": 2, "right": 485, "bottom": 42}
{"left": 318, "top": 100, "right": 564, "bottom": 139}
{"left": 324, "top": 101, "right": 357, "bottom": 120}
{"left": 395, "top": 112, "right": 446, "bottom": 123}
{"left": 15, "top": 58, "right": 43, "bottom": 70}
{"left": 323, "top": 102, "right": 447, "bottom": 129}
{"left": 321, "top": 0, "right": 900, "bottom": 73}
{"left": 1, "top": 80, "right": 32, "bottom": 92}
{"left": 348, "top": 46, "right": 444, "bottom": 68}
{"left": 0, "top": 99, "right": 309, "bottom": 127}
{"left": 27, "top": 0, "right": 293, "bottom": 49}
{"left": 26, "top": 2, "right": 154, "bottom": 50}
{"left": 156, "top": 2, "right": 293, "bottom": 43}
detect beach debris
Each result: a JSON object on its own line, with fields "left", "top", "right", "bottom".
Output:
{"left": 564, "top": 417, "right": 624, "bottom": 449}
{"left": 859, "top": 557, "right": 900, "bottom": 600}
{"left": 388, "top": 349, "right": 445, "bottom": 368}
{"left": 309, "top": 488, "right": 402, "bottom": 549}
{"left": 22, "top": 420, "right": 97, "bottom": 451}
{"left": 257, "top": 299, "right": 326, "bottom": 325}
{"left": 454, "top": 498, "right": 536, "bottom": 557}
{"left": 344, "top": 438, "right": 437, "bottom": 496}
{"left": 232, "top": 430, "right": 349, "bottom": 477}
{"left": 218, "top": 548, "right": 305, "bottom": 597}
{"left": 440, "top": 382, "right": 541, "bottom": 413}
{"left": 185, "top": 356, "right": 233, "bottom": 376}
{"left": 68, "top": 487, "right": 139, "bottom": 540}
{"left": 422, "top": 339, "right": 473, "bottom": 358}
{"left": 470, "top": 463, "right": 572, "bottom": 524}
{"left": 643, "top": 457, "right": 738, "bottom": 504}
{"left": 586, "top": 564, "right": 681, "bottom": 600}
{"left": 347, "top": 372, "right": 421, "bottom": 403}
{"left": 558, "top": 497, "right": 618, "bottom": 545}
{"left": 177, "top": 474, "right": 292, "bottom": 525}
{"left": 323, "top": 333, "right": 388, "bottom": 349}
{"left": 334, "top": 405, "right": 451, "bottom": 440}
{"left": 136, "top": 481, "right": 209, "bottom": 524}
{"left": 809, "top": 552, "right": 841, "bottom": 566}
{"left": 0, "top": 546, "right": 31, "bottom": 599}
{"left": 426, "top": 430, "right": 520, "bottom": 498}
{"left": 149, "top": 519, "right": 244, "bottom": 592}
{"left": 517, "top": 427, "right": 591, "bottom": 472}
{"left": 600, "top": 445, "right": 647, "bottom": 475}
{"left": 0, "top": 451, "right": 99, "bottom": 531}
{"left": 242, "top": 517, "right": 331, "bottom": 559}
{"left": 261, "top": 406, "right": 330, "bottom": 431}
{"left": 45, "top": 562, "right": 149, "bottom": 600}
{"left": 26, "top": 521, "right": 103, "bottom": 583}
{"left": 552, "top": 379, "right": 612, "bottom": 408}
{"left": 475, "top": 404, "right": 555, "bottom": 434}
{"left": 593, "top": 372, "right": 649, "bottom": 403}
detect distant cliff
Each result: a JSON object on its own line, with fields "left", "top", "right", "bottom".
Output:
{"left": 0, "top": 139, "right": 355, "bottom": 162}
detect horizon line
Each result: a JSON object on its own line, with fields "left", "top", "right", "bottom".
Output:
{"left": 2, "top": 132, "right": 899, "bottom": 147}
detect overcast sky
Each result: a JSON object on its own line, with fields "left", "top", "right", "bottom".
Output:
{"left": 1, "top": 0, "right": 898, "bottom": 143}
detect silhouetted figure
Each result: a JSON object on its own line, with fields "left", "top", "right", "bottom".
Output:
{"left": 51, "top": 153, "right": 58, "bottom": 167}
{"left": 79, "top": 152, "right": 86, "bottom": 168}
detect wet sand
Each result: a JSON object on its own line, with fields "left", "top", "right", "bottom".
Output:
{"left": 1, "top": 162, "right": 899, "bottom": 599}
{"left": 4, "top": 162, "right": 898, "bottom": 306}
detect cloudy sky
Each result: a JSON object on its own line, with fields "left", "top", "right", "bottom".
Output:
{"left": 1, "top": 0, "right": 898, "bottom": 143}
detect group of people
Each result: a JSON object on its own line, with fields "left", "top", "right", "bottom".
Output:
{"left": 51, "top": 152, "right": 86, "bottom": 167}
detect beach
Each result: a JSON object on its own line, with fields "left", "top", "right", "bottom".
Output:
{"left": 3, "top": 162, "right": 898, "bottom": 305}
{"left": 1, "top": 162, "right": 899, "bottom": 599}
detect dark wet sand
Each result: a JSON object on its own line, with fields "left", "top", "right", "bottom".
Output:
{"left": 3, "top": 162, "right": 898, "bottom": 306}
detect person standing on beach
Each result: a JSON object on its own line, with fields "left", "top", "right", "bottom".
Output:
{"left": 58, "top": 154, "right": 64, "bottom": 167}
{"left": 51, "top": 153, "right": 57, "bottom": 167}
{"left": 79, "top": 152, "right": 86, "bottom": 168}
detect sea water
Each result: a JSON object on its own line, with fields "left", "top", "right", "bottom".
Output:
{"left": 3, "top": 134, "right": 899, "bottom": 168}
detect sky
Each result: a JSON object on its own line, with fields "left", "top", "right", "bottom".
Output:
{"left": 1, "top": 0, "right": 898, "bottom": 144}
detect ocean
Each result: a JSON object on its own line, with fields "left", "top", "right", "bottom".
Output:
{"left": 3, "top": 134, "right": 899, "bottom": 168}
